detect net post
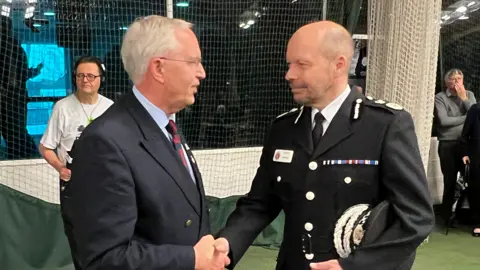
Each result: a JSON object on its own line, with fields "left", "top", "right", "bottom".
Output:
{"left": 166, "top": 0, "right": 175, "bottom": 121}
{"left": 322, "top": 0, "right": 328, "bottom": 20}
{"left": 166, "top": 0, "right": 174, "bottom": 19}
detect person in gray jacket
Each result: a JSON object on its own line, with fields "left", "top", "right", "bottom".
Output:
{"left": 434, "top": 68, "right": 476, "bottom": 224}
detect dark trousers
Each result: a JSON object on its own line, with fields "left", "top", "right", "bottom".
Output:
{"left": 59, "top": 178, "right": 81, "bottom": 269}
{"left": 438, "top": 140, "right": 465, "bottom": 220}
{"left": 468, "top": 163, "right": 480, "bottom": 227}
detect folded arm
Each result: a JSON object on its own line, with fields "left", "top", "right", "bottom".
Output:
{"left": 66, "top": 131, "right": 195, "bottom": 270}
{"left": 462, "top": 91, "right": 476, "bottom": 111}
{"left": 434, "top": 96, "right": 465, "bottom": 128}
{"left": 339, "top": 111, "right": 434, "bottom": 270}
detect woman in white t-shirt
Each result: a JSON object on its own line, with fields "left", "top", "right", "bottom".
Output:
{"left": 39, "top": 56, "right": 114, "bottom": 181}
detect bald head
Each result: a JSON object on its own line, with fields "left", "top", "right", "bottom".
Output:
{"left": 293, "top": 21, "right": 354, "bottom": 65}
{"left": 285, "top": 21, "right": 354, "bottom": 109}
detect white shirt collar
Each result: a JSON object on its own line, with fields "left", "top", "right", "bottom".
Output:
{"left": 311, "top": 85, "right": 351, "bottom": 127}
{"left": 446, "top": 89, "right": 453, "bottom": 97}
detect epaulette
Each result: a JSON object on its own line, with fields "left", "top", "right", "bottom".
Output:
{"left": 363, "top": 95, "right": 404, "bottom": 112}
{"left": 275, "top": 107, "right": 301, "bottom": 121}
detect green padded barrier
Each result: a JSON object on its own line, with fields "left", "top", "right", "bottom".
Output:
{"left": 0, "top": 186, "right": 284, "bottom": 270}
{"left": 206, "top": 195, "right": 284, "bottom": 249}
{"left": 0, "top": 184, "right": 74, "bottom": 270}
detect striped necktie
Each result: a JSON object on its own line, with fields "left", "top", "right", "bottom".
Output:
{"left": 166, "top": 120, "right": 188, "bottom": 168}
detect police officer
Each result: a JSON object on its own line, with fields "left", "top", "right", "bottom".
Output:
{"left": 216, "top": 21, "right": 434, "bottom": 270}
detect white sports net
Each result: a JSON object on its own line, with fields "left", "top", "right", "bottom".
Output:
{"left": 365, "top": 0, "right": 442, "bottom": 174}
{"left": 0, "top": 0, "right": 442, "bottom": 205}
{"left": 175, "top": 0, "right": 348, "bottom": 198}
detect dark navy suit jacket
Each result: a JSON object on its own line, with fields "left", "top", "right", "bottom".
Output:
{"left": 62, "top": 91, "right": 210, "bottom": 269}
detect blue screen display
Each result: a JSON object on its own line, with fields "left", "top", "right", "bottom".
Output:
{"left": 21, "top": 43, "right": 69, "bottom": 97}
{"left": 21, "top": 44, "right": 68, "bottom": 136}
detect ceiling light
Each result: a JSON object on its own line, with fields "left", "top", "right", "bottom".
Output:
{"left": 456, "top": 6, "right": 467, "bottom": 13}
{"left": 176, "top": 2, "right": 189, "bottom": 7}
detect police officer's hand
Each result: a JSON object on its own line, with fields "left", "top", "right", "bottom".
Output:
{"left": 463, "top": 156, "right": 470, "bottom": 165}
{"left": 212, "top": 237, "right": 230, "bottom": 268}
{"left": 194, "top": 235, "right": 230, "bottom": 270}
{"left": 310, "top": 259, "right": 343, "bottom": 270}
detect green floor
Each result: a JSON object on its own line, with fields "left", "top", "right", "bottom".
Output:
{"left": 235, "top": 228, "right": 480, "bottom": 270}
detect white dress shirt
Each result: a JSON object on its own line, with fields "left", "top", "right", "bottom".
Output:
{"left": 311, "top": 85, "right": 351, "bottom": 134}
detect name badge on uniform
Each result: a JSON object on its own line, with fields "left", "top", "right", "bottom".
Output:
{"left": 273, "top": 149, "right": 294, "bottom": 163}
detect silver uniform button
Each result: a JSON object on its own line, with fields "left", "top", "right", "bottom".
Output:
{"left": 306, "top": 191, "right": 315, "bottom": 201}
{"left": 305, "top": 253, "right": 314, "bottom": 260}
{"left": 277, "top": 176, "right": 282, "bottom": 182}
{"left": 344, "top": 177, "right": 352, "bottom": 184}
{"left": 309, "top": 161, "right": 318, "bottom": 170}
{"left": 304, "top": 222, "right": 313, "bottom": 231}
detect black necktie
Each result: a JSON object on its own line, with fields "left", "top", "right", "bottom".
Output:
{"left": 312, "top": 112, "right": 325, "bottom": 148}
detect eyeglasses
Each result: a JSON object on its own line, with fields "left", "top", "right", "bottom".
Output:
{"left": 76, "top": 73, "right": 101, "bottom": 81}
{"left": 448, "top": 76, "right": 463, "bottom": 81}
{"left": 160, "top": 57, "right": 202, "bottom": 66}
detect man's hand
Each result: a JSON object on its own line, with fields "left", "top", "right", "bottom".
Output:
{"left": 310, "top": 259, "right": 343, "bottom": 270}
{"left": 463, "top": 156, "right": 470, "bottom": 165}
{"left": 213, "top": 238, "right": 230, "bottom": 268}
{"left": 194, "top": 235, "right": 230, "bottom": 270}
{"left": 59, "top": 167, "right": 71, "bottom": 181}
{"left": 455, "top": 83, "right": 467, "bottom": 100}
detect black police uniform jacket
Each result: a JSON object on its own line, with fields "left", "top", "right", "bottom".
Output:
{"left": 218, "top": 89, "right": 434, "bottom": 270}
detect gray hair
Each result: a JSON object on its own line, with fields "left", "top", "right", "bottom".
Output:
{"left": 120, "top": 15, "right": 192, "bottom": 84}
{"left": 444, "top": 68, "right": 463, "bottom": 82}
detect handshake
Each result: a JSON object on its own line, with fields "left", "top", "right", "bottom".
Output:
{"left": 194, "top": 235, "right": 230, "bottom": 270}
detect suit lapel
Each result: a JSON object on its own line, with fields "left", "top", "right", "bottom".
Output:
{"left": 183, "top": 146, "right": 206, "bottom": 199}
{"left": 293, "top": 106, "right": 314, "bottom": 155}
{"left": 124, "top": 92, "right": 201, "bottom": 215}
{"left": 311, "top": 90, "right": 362, "bottom": 159}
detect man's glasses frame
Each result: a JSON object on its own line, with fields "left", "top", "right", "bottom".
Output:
{"left": 75, "top": 73, "right": 102, "bottom": 81}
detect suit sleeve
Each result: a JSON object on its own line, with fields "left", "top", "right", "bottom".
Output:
{"left": 339, "top": 111, "right": 434, "bottom": 270}
{"left": 434, "top": 95, "right": 465, "bottom": 127}
{"left": 65, "top": 130, "right": 195, "bottom": 270}
{"left": 216, "top": 129, "right": 283, "bottom": 268}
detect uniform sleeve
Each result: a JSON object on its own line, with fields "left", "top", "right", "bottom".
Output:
{"left": 40, "top": 104, "right": 63, "bottom": 150}
{"left": 64, "top": 130, "right": 195, "bottom": 270}
{"left": 434, "top": 94, "right": 465, "bottom": 127}
{"left": 339, "top": 111, "right": 434, "bottom": 270}
{"left": 217, "top": 128, "right": 283, "bottom": 269}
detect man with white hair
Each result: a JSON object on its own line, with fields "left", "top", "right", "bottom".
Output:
{"left": 63, "top": 16, "right": 229, "bottom": 270}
